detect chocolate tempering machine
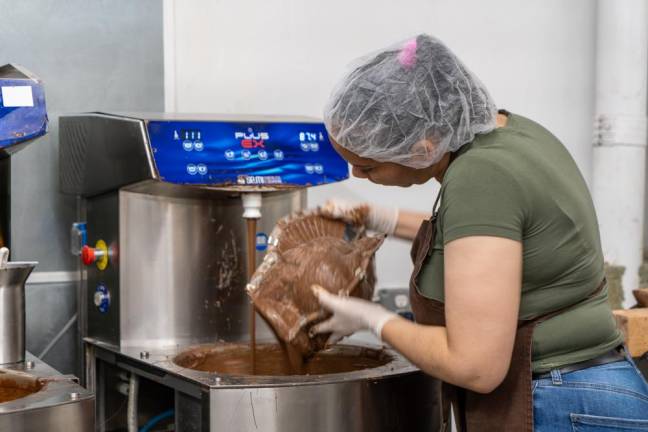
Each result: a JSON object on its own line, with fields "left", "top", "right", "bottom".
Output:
{"left": 59, "top": 112, "right": 441, "bottom": 432}
{"left": 0, "top": 65, "right": 94, "bottom": 431}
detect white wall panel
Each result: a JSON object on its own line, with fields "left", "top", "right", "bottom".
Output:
{"left": 166, "top": 0, "right": 597, "bottom": 290}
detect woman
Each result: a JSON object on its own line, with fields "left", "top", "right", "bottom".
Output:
{"left": 311, "top": 34, "right": 648, "bottom": 431}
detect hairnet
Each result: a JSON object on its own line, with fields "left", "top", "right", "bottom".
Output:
{"left": 323, "top": 34, "right": 497, "bottom": 169}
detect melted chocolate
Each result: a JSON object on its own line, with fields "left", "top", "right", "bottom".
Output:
{"left": 0, "top": 377, "right": 42, "bottom": 404}
{"left": 246, "top": 218, "right": 258, "bottom": 373}
{"left": 174, "top": 343, "right": 390, "bottom": 376}
{"left": 0, "top": 387, "right": 34, "bottom": 403}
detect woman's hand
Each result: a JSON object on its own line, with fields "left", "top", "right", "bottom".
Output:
{"left": 310, "top": 285, "right": 399, "bottom": 344}
{"left": 320, "top": 199, "right": 399, "bottom": 235}
{"left": 320, "top": 199, "right": 431, "bottom": 240}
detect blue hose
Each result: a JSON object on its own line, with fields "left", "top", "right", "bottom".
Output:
{"left": 139, "top": 409, "right": 174, "bottom": 432}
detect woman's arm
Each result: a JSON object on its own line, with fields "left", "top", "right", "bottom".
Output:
{"left": 393, "top": 209, "right": 431, "bottom": 240}
{"left": 381, "top": 235, "right": 522, "bottom": 393}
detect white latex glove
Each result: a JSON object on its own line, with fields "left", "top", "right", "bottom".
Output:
{"left": 321, "top": 199, "right": 399, "bottom": 235}
{"left": 310, "top": 285, "right": 398, "bottom": 344}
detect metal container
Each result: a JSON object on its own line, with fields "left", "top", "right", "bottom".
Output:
{"left": 0, "top": 353, "right": 94, "bottom": 432}
{"left": 86, "top": 339, "right": 442, "bottom": 432}
{"left": 0, "top": 262, "right": 36, "bottom": 365}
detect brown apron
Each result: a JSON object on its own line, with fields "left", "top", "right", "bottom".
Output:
{"left": 409, "top": 188, "right": 606, "bottom": 432}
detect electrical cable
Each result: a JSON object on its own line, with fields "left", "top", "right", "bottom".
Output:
{"left": 139, "top": 409, "right": 174, "bottom": 432}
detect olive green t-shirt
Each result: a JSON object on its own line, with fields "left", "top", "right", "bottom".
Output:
{"left": 417, "top": 113, "right": 623, "bottom": 373}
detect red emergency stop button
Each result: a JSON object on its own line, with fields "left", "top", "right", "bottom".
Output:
{"left": 81, "top": 240, "right": 109, "bottom": 270}
{"left": 81, "top": 245, "right": 95, "bottom": 265}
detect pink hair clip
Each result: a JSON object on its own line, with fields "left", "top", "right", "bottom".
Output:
{"left": 398, "top": 39, "right": 417, "bottom": 69}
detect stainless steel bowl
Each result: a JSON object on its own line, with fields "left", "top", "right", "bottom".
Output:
{"left": 87, "top": 337, "right": 442, "bottom": 432}
{"left": 170, "top": 342, "right": 443, "bottom": 432}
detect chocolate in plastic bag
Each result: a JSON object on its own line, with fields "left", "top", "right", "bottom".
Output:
{"left": 247, "top": 210, "right": 385, "bottom": 358}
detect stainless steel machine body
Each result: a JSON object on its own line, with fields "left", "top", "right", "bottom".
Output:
{"left": 59, "top": 113, "right": 326, "bottom": 347}
{"left": 86, "top": 339, "right": 441, "bottom": 432}
{"left": 0, "top": 353, "right": 94, "bottom": 432}
{"left": 87, "top": 185, "right": 303, "bottom": 347}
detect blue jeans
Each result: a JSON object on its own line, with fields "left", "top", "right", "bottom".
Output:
{"left": 534, "top": 354, "right": 648, "bottom": 431}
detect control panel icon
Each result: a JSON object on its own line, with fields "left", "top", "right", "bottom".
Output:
{"left": 182, "top": 140, "right": 193, "bottom": 151}
{"left": 305, "top": 164, "right": 315, "bottom": 174}
{"left": 300, "top": 142, "right": 310, "bottom": 152}
{"left": 197, "top": 164, "right": 208, "bottom": 175}
{"left": 194, "top": 140, "right": 204, "bottom": 151}
{"left": 224, "top": 149, "right": 235, "bottom": 160}
{"left": 258, "top": 150, "right": 268, "bottom": 160}
{"left": 186, "top": 164, "right": 198, "bottom": 175}
{"left": 273, "top": 149, "right": 284, "bottom": 160}
{"left": 314, "top": 164, "right": 324, "bottom": 174}
{"left": 242, "top": 150, "right": 252, "bottom": 160}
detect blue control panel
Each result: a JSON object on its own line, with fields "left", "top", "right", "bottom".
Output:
{"left": 0, "top": 65, "right": 48, "bottom": 151}
{"left": 147, "top": 120, "right": 348, "bottom": 187}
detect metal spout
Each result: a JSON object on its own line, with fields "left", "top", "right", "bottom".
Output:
{"left": 0, "top": 262, "right": 37, "bottom": 287}
{"left": 0, "top": 261, "right": 37, "bottom": 365}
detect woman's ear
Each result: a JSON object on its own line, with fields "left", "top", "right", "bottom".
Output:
{"left": 410, "top": 139, "right": 436, "bottom": 159}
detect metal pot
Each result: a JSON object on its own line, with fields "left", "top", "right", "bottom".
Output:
{"left": 0, "top": 353, "right": 94, "bottom": 431}
{"left": 0, "top": 262, "right": 36, "bottom": 365}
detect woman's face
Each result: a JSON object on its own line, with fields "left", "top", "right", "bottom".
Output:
{"left": 331, "top": 139, "right": 447, "bottom": 187}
